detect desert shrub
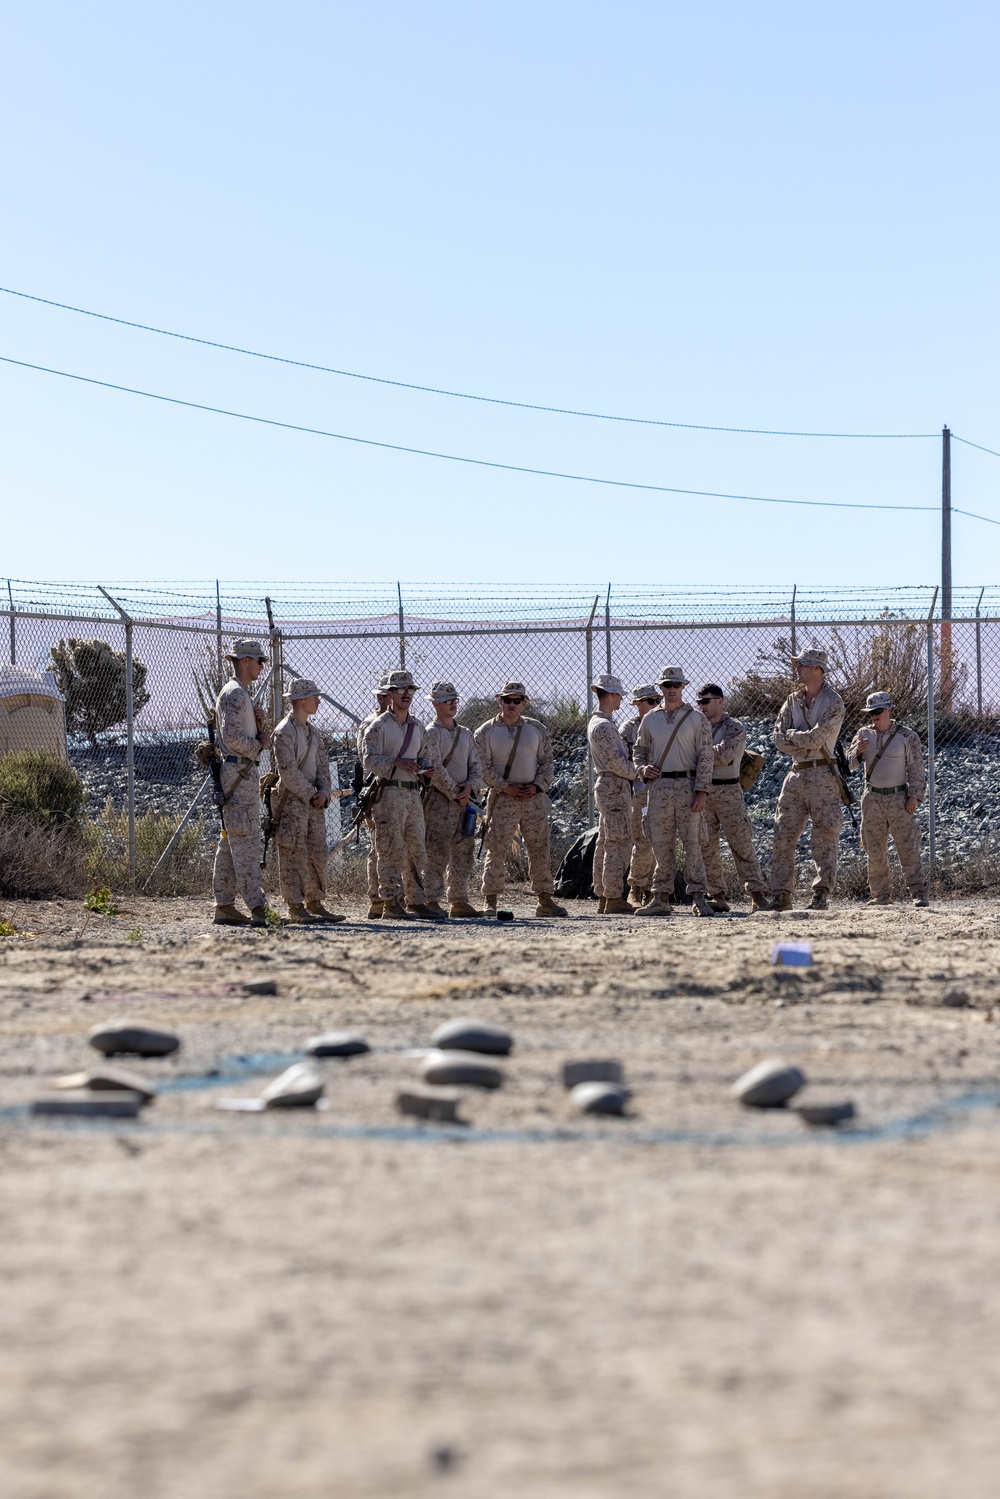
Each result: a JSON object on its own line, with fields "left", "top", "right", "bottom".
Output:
{"left": 458, "top": 695, "right": 501, "bottom": 730}
{"left": 188, "top": 641, "right": 227, "bottom": 721}
{"left": 0, "top": 816, "right": 90, "bottom": 898}
{"left": 83, "top": 797, "right": 212, "bottom": 893}
{"left": 49, "top": 637, "right": 151, "bottom": 747}
{"left": 0, "top": 750, "right": 85, "bottom": 826}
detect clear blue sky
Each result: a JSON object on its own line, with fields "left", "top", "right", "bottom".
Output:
{"left": 2, "top": 1, "right": 998, "bottom": 589}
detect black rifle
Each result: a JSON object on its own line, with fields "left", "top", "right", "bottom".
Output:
{"left": 205, "top": 711, "right": 228, "bottom": 837}
{"left": 260, "top": 771, "right": 279, "bottom": 868}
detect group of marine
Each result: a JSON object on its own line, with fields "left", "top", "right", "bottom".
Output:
{"left": 208, "top": 637, "right": 928, "bottom": 928}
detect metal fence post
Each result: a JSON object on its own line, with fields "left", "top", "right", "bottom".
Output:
{"left": 604, "top": 582, "right": 612, "bottom": 675}
{"left": 215, "top": 579, "right": 223, "bottom": 691}
{"left": 976, "top": 585, "right": 985, "bottom": 717}
{"left": 397, "top": 582, "right": 406, "bottom": 668}
{"left": 585, "top": 595, "right": 598, "bottom": 826}
{"left": 97, "top": 585, "right": 136, "bottom": 888}
{"left": 790, "top": 584, "right": 797, "bottom": 658}
{"left": 926, "top": 594, "right": 938, "bottom": 879}
{"left": 6, "top": 579, "right": 14, "bottom": 665}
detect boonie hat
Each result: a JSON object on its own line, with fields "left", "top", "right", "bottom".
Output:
{"left": 497, "top": 680, "right": 528, "bottom": 697}
{"left": 383, "top": 669, "right": 418, "bottom": 691}
{"left": 656, "top": 665, "right": 689, "bottom": 686}
{"left": 863, "top": 690, "right": 894, "bottom": 715}
{"left": 428, "top": 680, "right": 459, "bottom": 703}
{"left": 631, "top": 683, "right": 661, "bottom": 703}
{"left": 283, "top": 677, "right": 320, "bottom": 702}
{"left": 791, "top": 647, "right": 828, "bottom": 670}
{"left": 372, "top": 677, "right": 391, "bottom": 696}
{"left": 590, "top": 674, "right": 624, "bottom": 695}
{"left": 226, "top": 637, "right": 267, "bottom": 661}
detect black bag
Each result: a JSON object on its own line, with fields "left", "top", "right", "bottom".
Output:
{"left": 553, "top": 827, "right": 600, "bottom": 899}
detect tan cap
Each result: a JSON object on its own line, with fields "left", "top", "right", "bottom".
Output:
{"left": 372, "top": 675, "right": 391, "bottom": 696}
{"left": 383, "top": 669, "right": 419, "bottom": 691}
{"left": 863, "top": 690, "right": 894, "bottom": 714}
{"left": 497, "top": 680, "right": 528, "bottom": 698}
{"left": 428, "top": 680, "right": 459, "bottom": 702}
{"left": 791, "top": 647, "right": 828, "bottom": 669}
{"left": 656, "top": 665, "right": 689, "bottom": 686}
{"left": 631, "top": 683, "right": 661, "bottom": 702}
{"left": 225, "top": 637, "right": 267, "bottom": 661}
{"left": 283, "top": 677, "right": 320, "bottom": 702}
{"left": 591, "top": 674, "right": 624, "bottom": 695}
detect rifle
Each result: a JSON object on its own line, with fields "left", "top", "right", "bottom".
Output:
{"left": 260, "top": 771, "right": 279, "bottom": 868}
{"left": 205, "top": 711, "right": 227, "bottom": 838}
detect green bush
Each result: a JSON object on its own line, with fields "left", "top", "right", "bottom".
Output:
{"left": 0, "top": 750, "right": 85, "bottom": 826}
{"left": 83, "top": 796, "right": 211, "bottom": 893}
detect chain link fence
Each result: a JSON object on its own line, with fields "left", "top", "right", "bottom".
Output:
{"left": 3, "top": 579, "right": 999, "bottom": 899}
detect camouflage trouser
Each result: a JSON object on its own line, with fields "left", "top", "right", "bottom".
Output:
{"left": 423, "top": 788, "right": 475, "bottom": 904}
{"left": 647, "top": 777, "right": 707, "bottom": 896}
{"left": 860, "top": 790, "right": 926, "bottom": 899}
{"left": 482, "top": 791, "right": 554, "bottom": 898}
{"left": 276, "top": 796, "right": 327, "bottom": 905}
{"left": 770, "top": 767, "right": 843, "bottom": 896}
{"left": 212, "top": 767, "right": 263, "bottom": 911}
{"left": 628, "top": 785, "right": 655, "bottom": 891}
{"left": 701, "top": 782, "right": 766, "bottom": 898}
{"left": 593, "top": 775, "right": 633, "bottom": 900}
{"left": 372, "top": 788, "right": 427, "bottom": 903}
{"left": 367, "top": 810, "right": 423, "bottom": 904}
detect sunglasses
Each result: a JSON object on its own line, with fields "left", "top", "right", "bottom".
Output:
{"left": 661, "top": 683, "right": 684, "bottom": 690}
{"left": 696, "top": 696, "right": 721, "bottom": 705}
{"left": 501, "top": 696, "right": 526, "bottom": 705}
{"left": 637, "top": 696, "right": 660, "bottom": 705}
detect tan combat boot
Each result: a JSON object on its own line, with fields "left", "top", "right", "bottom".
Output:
{"left": 750, "top": 890, "right": 774, "bottom": 913}
{"left": 449, "top": 901, "right": 483, "bottom": 918}
{"left": 596, "top": 897, "right": 607, "bottom": 913}
{"left": 367, "top": 899, "right": 383, "bottom": 919}
{"left": 603, "top": 896, "right": 636, "bottom": 915}
{"left": 406, "top": 902, "right": 448, "bottom": 922}
{"left": 381, "top": 898, "right": 415, "bottom": 920}
{"left": 306, "top": 901, "right": 347, "bottom": 923}
{"left": 807, "top": 890, "right": 829, "bottom": 911}
{"left": 213, "top": 903, "right": 250, "bottom": 927}
{"left": 249, "top": 905, "right": 269, "bottom": 928}
{"left": 483, "top": 895, "right": 498, "bottom": 915}
{"left": 708, "top": 894, "right": 731, "bottom": 912}
{"left": 636, "top": 897, "right": 673, "bottom": 917}
{"left": 770, "top": 891, "right": 793, "bottom": 912}
{"left": 535, "top": 894, "right": 568, "bottom": 917}
{"left": 287, "top": 903, "right": 322, "bottom": 925}
{"left": 691, "top": 893, "right": 716, "bottom": 917}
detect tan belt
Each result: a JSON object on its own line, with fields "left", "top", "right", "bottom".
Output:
{"left": 792, "top": 759, "right": 827, "bottom": 770}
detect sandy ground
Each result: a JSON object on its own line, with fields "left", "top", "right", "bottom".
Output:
{"left": 2, "top": 889, "right": 1000, "bottom": 1498}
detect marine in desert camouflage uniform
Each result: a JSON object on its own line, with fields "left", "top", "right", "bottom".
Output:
{"left": 633, "top": 666, "right": 715, "bottom": 918}
{"left": 474, "top": 681, "right": 567, "bottom": 917}
{"left": 212, "top": 638, "right": 270, "bottom": 927}
{"left": 356, "top": 679, "right": 391, "bottom": 918}
{"left": 695, "top": 683, "right": 771, "bottom": 913}
{"left": 848, "top": 690, "right": 929, "bottom": 908}
{"left": 620, "top": 683, "right": 660, "bottom": 905}
{"left": 422, "top": 681, "right": 484, "bottom": 918}
{"left": 272, "top": 677, "right": 345, "bottom": 925}
{"left": 587, "top": 674, "right": 637, "bottom": 914}
{"left": 361, "top": 670, "right": 443, "bottom": 922}
{"left": 769, "top": 647, "right": 845, "bottom": 911}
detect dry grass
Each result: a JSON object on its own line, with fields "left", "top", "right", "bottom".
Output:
{"left": 0, "top": 817, "right": 90, "bottom": 899}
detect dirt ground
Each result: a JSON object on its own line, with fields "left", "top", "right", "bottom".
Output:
{"left": 2, "top": 888, "right": 1000, "bottom": 1498}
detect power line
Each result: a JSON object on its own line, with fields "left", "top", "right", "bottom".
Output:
{"left": 953, "top": 434, "right": 1000, "bottom": 460}
{"left": 0, "top": 284, "right": 938, "bottom": 440}
{"left": 0, "top": 351, "right": 958, "bottom": 519}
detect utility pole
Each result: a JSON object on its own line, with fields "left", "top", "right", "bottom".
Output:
{"left": 941, "top": 426, "right": 953, "bottom": 712}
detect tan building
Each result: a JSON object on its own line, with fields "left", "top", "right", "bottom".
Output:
{"left": 0, "top": 667, "right": 67, "bottom": 760}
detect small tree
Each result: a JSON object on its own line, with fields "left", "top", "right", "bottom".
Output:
{"left": 0, "top": 749, "right": 85, "bottom": 825}
{"left": 49, "top": 637, "right": 151, "bottom": 747}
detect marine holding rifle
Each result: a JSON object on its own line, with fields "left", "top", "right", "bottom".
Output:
{"left": 769, "top": 646, "right": 845, "bottom": 911}
{"left": 848, "top": 690, "right": 929, "bottom": 908}
{"left": 632, "top": 666, "right": 715, "bottom": 918}
{"left": 361, "top": 669, "right": 440, "bottom": 921}
{"left": 474, "top": 681, "right": 567, "bottom": 917}
{"left": 696, "top": 683, "right": 772, "bottom": 912}
{"left": 211, "top": 638, "right": 271, "bottom": 928}
{"left": 422, "top": 681, "right": 484, "bottom": 919}
{"left": 271, "top": 678, "right": 346, "bottom": 925}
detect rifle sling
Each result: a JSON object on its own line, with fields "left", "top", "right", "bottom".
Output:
{"left": 864, "top": 727, "right": 902, "bottom": 785}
